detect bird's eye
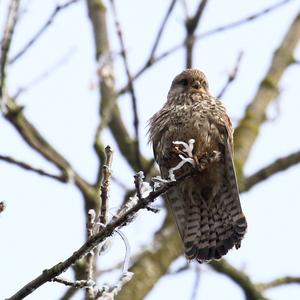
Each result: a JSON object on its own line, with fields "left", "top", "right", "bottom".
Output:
{"left": 178, "top": 79, "right": 188, "bottom": 86}
{"left": 202, "top": 80, "right": 208, "bottom": 89}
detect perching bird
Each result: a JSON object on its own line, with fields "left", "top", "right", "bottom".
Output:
{"left": 148, "top": 69, "right": 247, "bottom": 263}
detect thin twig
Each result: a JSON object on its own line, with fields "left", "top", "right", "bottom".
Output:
{"left": 209, "top": 260, "right": 268, "bottom": 300}
{"left": 9, "top": 0, "right": 81, "bottom": 64}
{"left": 94, "top": 57, "right": 116, "bottom": 140}
{"left": 117, "top": 0, "right": 293, "bottom": 95}
{"left": 3, "top": 97, "right": 96, "bottom": 204}
{"left": 14, "top": 47, "right": 76, "bottom": 98}
{"left": 0, "top": 0, "right": 21, "bottom": 100}
{"left": 186, "top": 0, "right": 208, "bottom": 34}
{"left": 86, "top": 210, "right": 96, "bottom": 300}
{"left": 6, "top": 165, "right": 208, "bottom": 300}
{"left": 0, "top": 154, "right": 68, "bottom": 182}
{"left": 52, "top": 277, "right": 93, "bottom": 289}
{"left": 217, "top": 52, "right": 243, "bottom": 98}
{"left": 133, "top": 172, "right": 143, "bottom": 201}
{"left": 169, "top": 262, "right": 190, "bottom": 274}
{"left": 243, "top": 150, "right": 300, "bottom": 192}
{"left": 257, "top": 276, "right": 300, "bottom": 291}
{"left": 149, "top": 0, "right": 177, "bottom": 59}
{"left": 98, "top": 271, "right": 134, "bottom": 300}
{"left": 189, "top": 266, "right": 201, "bottom": 300}
{"left": 99, "top": 146, "right": 113, "bottom": 225}
{"left": 117, "top": 0, "right": 177, "bottom": 95}
{"left": 234, "top": 10, "right": 300, "bottom": 178}
{"left": 196, "top": 0, "right": 293, "bottom": 41}
{"left": 110, "top": 0, "right": 142, "bottom": 171}
{"left": 185, "top": 0, "right": 208, "bottom": 68}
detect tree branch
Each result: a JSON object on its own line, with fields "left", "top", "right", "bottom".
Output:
{"left": 209, "top": 260, "right": 268, "bottom": 300}
{"left": 185, "top": 0, "right": 208, "bottom": 68}
{"left": 0, "top": 0, "right": 20, "bottom": 100}
{"left": 149, "top": 0, "right": 177, "bottom": 59}
{"left": 114, "top": 6, "right": 300, "bottom": 300}
{"left": 118, "top": 0, "right": 292, "bottom": 95}
{"left": 99, "top": 145, "right": 113, "bottom": 225}
{"left": 3, "top": 97, "right": 97, "bottom": 207}
{"left": 0, "top": 154, "right": 67, "bottom": 182}
{"left": 87, "top": 0, "right": 150, "bottom": 172}
{"left": 189, "top": 266, "right": 201, "bottom": 300}
{"left": 217, "top": 52, "right": 243, "bottom": 99}
{"left": 243, "top": 150, "right": 300, "bottom": 192}
{"left": 6, "top": 168, "right": 206, "bottom": 300}
{"left": 116, "top": 217, "right": 182, "bottom": 300}
{"left": 233, "top": 12, "right": 300, "bottom": 180}
{"left": 85, "top": 210, "right": 96, "bottom": 300}
{"left": 256, "top": 276, "right": 300, "bottom": 291}
{"left": 117, "top": 0, "right": 177, "bottom": 96}
{"left": 110, "top": 0, "right": 142, "bottom": 171}
{"left": 9, "top": 0, "right": 81, "bottom": 64}
{"left": 196, "top": 0, "right": 293, "bottom": 40}
{"left": 14, "top": 47, "right": 76, "bottom": 98}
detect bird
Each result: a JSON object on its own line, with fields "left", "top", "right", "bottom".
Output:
{"left": 148, "top": 69, "right": 247, "bottom": 263}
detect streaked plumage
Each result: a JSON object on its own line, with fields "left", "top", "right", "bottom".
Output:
{"left": 149, "top": 69, "right": 247, "bottom": 262}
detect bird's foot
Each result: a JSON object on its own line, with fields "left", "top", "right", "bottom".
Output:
{"left": 194, "top": 153, "right": 209, "bottom": 171}
{"left": 208, "top": 150, "right": 222, "bottom": 163}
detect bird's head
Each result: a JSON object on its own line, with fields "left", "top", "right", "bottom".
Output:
{"left": 167, "top": 69, "right": 210, "bottom": 103}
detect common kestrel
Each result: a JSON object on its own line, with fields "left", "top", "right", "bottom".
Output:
{"left": 149, "top": 69, "right": 247, "bottom": 262}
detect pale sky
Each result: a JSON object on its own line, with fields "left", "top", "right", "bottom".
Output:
{"left": 0, "top": 0, "right": 300, "bottom": 299}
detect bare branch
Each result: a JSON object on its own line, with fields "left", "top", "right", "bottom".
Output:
{"left": 185, "top": 0, "right": 209, "bottom": 68}
{"left": 99, "top": 146, "right": 113, "bottom": 225}
{"left": 0, "top": 0, "right": 21, "bottom": 100}
{"left": 87, "top": 0, "right": 149, "bottom": 172}
{"left": 52, "top": 277, "right": 93, "bottom": 289}
{"left": 133, "top": 172, "right": 143, "bottom": 202}
{"left": 110, "top": 0, "right": 142, "bottom": 170}
{"left": 217, "top": 52, "right": 243, "bottom": 99}
{"left": 243, "top": 150, "right": 300, "bottom": 192}
{"left": 9, "top": 0, "right": 81, "bottom": 64}
{"left": 117, "top": 0, "right": 177, "bottom": 96}
{"left": 118, "top": 0, "right": 293, "bottom": 95}
{"left": 189, "top": 266, "right": 201, "bottom": 300}
{"left": 0, "top": 154, "right": 68, "bottom": 182}
{"left": 257, "top": 276, "right": 300, "bottom": 291}
{"left": 209, "top": 260, "right": 268, "bottom": 300}
{"left": 186, "top": 0, "right": 208, "bottom": 34}
{"left": 149, "top": 0, "right": 177, "bottom": 59}
{"left": 6, "top": 165, "right": 209, "bottom": 300}
{"left": 14, "top": 47, "right": 76, "bottom": 98}
{"left": 234, "top": 11, "right": 300, "bottom": 179}
{"left": 196, "top": 0, "right": 293, "bottom": 40}
{"left": 3, "top": 97, "right": 97, "bottom": 205}
{"left": 86, "top": 210, "right": 96, "bottom": 300}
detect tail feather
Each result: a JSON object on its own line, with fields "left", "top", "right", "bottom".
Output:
{"left": 184, "top": 183, "right": 247, "bottom": 263}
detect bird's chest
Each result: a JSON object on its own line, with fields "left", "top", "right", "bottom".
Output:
{"left": 168, "top": 104, "right": 219, "bottom": 146}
